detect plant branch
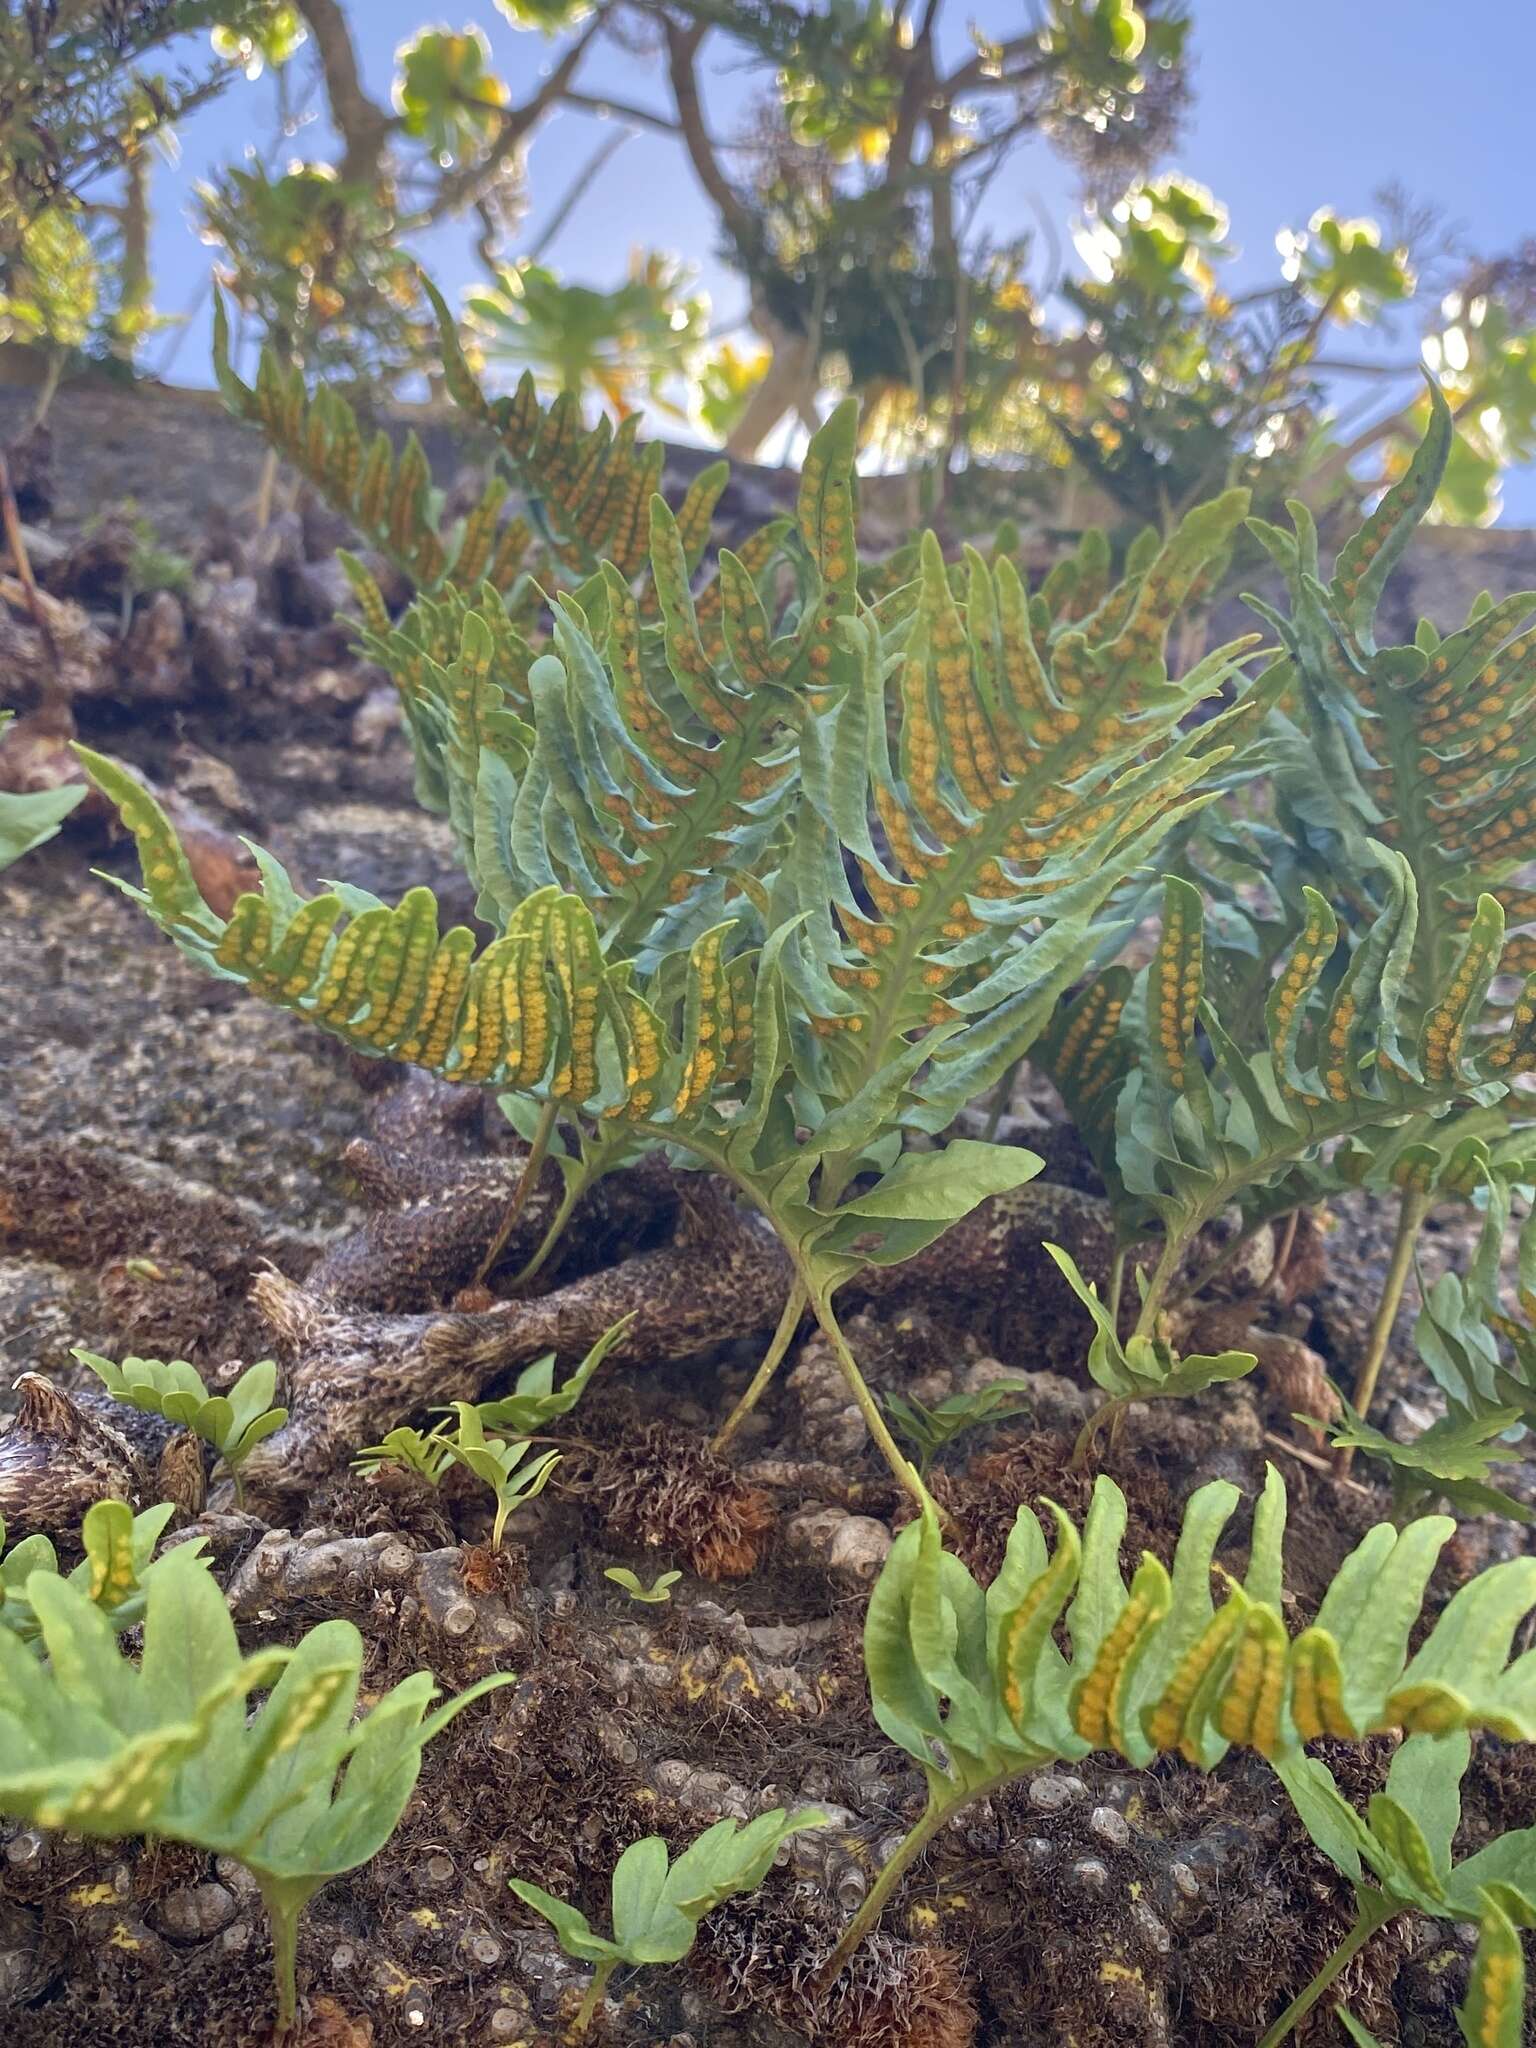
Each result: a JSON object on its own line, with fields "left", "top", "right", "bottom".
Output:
{"left": 292, "top": 0, "right": 395, "bottom": 185}
{"left": 527, "top": 129, "right": 633, "bottom": 261}
{"left": 420, "top": 18, "right": 606, "bottom": 226}
{"left": 561, "top": 90, "right": 681, "bottom": 137}
{"left": 662, "top": 19, "right": 758, "bottom": 261}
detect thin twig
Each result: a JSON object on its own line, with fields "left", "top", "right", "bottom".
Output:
{"left": 0, "top": 449, "right": 58, "bottom": 669}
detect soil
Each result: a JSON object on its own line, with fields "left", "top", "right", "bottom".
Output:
{"left": 1, "top": 390, "right": 1534, "bottom": 2048}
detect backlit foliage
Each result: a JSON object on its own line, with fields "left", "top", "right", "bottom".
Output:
{"left": 214, "top": 278, "right": 729, "bottom": 598}
{"left": 1249, "top": 383, "right": 1536, "bottom": 988}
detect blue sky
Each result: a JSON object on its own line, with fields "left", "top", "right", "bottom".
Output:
{"left": 143, "top": 2, "right": 1536, "bottom": 516}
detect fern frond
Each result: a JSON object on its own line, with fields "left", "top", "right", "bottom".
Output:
{"left": 1048, "top": 858, "right": 1536, "bottom": 1249}
{"left": 1248, "top": 382, "right": 1536, "bottom": 992}
{"left": 872, "top": 1463, "right": 1536, "bottom": 1796}
{"left": 782, "top": 491, "right": 1266, "bottom": 1135}
{"left": 214, "top": 281, "right": 733, "bottom": 600}
{"left": 74, "top": 749, "right": 777, "bottom": 1137}
{"left": 215, "top": 290, "right": 472, "bottom": 593}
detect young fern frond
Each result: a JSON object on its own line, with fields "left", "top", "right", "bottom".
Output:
{"left": 0, "top": 1541, "right": 510, "bottom": 2041}
{"left": 1, "top": 1500, "right": 196, "bottom": 1646}
{"left": 832, "top": 1459, "right": 1536, "bottom": 1978}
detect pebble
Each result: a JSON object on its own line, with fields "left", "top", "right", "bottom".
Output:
{"left": 152, "top": 1882, "right": 239, "bottom": 1943}
{"left": 1028, "top": 1771, "right": 1086, "bottom": 1810}
{"left": 1089, "top": 1805, "right": 1131, "bottom": 1849}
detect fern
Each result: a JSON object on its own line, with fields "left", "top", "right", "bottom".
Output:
{"left": 1269, "top": 1732, "right": 1536, "bottom": 2047}
{"left": 830, "top": 1459, "right": 1536, "bottom": 1977}
{"left": 1320, "top": 1147, "right": 1536, "bottom": 1517}
{"left": 1, "top": 1500, "right": 196, "bottom": 1646}
{"left": 1043, "top": 857, "right": 1536, "bottom": 1452}
{"left": 1247, "top": 382, "right": 1536, "bottom": 989}
{"left": 81, "top": 413, "right": 1266, "bottom": 1508}
{"left": 0, "top": 1538, "right": 510, "bottom": 2039}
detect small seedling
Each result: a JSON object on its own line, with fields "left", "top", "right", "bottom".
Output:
{"left": 884, "top": 1379, "right": 1036, "bottom": 1474}
{"left": 458, "top": 1315, "right": 633, "bottom": 1437}
{"left": 74, "top": 1349, "right": 287, "bottom": 1508}
{"left": 0, "top": 1538, "right": 511, "bottom": 2041}
{"left": 352, "top": 1423, "right": 455, "bottom": 1486}
{"left": 604, "top": 1567, "right": 681, "bottom": 1604}
{"left": 0, "top": 1499, "right": 197, "bottom": 1644}
{"left": 510, "top": 1808, "right": 828, "bottom": 2034}
{"left": 440, "top": 1404, "right": 560, "bottom": 1550}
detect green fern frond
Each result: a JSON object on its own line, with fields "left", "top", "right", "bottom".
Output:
{"left": 214, "top": 281, "right": 732, "bottom": 601}
{"left": 782, "top": 492, "right": 1266, "bottom": 1134}
{"left": 1048, "top": 857, "right": 1536, "bottom": 1248}
{"left": 76, "top": 748, "right": 687, "bottom": 1114}
{"left": 832, "top": 1460, "right": 1536, "bottom": 1976}
{"left": 1274, "top": 1733, "right": 1535, "bottom": 2048}
{"left": 1248, "top": 382, "right": 1536, "bottom": 988}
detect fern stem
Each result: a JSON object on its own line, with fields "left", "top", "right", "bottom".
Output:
{"left": 804, "top": 1281, "right": 936, "bottom": 1517}
{"left": 1070, "top": 1394, "right": 1125, "bottom": 1471}
{"left": 712, "top": 1280, "right": 809, "bottom": 1453}
{"left": 572, "top": 1957, "right": 617, "bottom": 2036}
{"left": 1070, "top": 1227, "right": 1192, "bottom": 1470}
{"left": 982, "top": 1054, "right": 1024, "bottom": 1140}
{"left": 1167, "top": 1213, "right": 1279, "bottom": 1313}
{"left": 256, "top": 1877, "right": 305, "bottom": 2045}
{"left": 510, "top": 1165, "right": 584, "bottom": 1291}
{"left": 1132, "top": 1233, "right": 1191, "bottom": 1341}
{"left": 1335, "top": 1189, "right": 1431, "bottom": 1475}
{"left": 1255, "top": 1889, "right": 1398, "bottom": 2048}
{"left": 477, "top": 1100, "right": 560, "bottom": 1287}
{"left": 820, "top": 1787, "right": 960, "bottom": 1982}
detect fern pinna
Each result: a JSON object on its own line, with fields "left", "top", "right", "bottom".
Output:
{"left": 832, "top": 1457, "right": 1536, "bottom": 1993}
{"left": 81, "top": 411, "right": 1261, "bottom": 1508}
